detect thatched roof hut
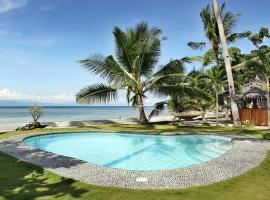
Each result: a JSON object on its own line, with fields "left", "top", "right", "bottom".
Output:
{"left": 241, "top": 87, "right": 266, "bottom": 101}
{"left": 241, "top": 76, "right": 266, "bottom": 101}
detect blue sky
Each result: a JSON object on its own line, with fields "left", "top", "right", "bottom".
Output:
{"left": 0, "top": 0, "right": 269, "bottom": 105}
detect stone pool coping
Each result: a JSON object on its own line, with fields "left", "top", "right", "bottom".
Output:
{"left": 0, "top": 130, "right": 270, "bottom": 189}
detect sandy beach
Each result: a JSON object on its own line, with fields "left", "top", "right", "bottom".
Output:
{"left": 0, "top": 116, "right": 175, "bottom": 133}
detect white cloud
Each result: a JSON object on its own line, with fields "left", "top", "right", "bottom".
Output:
{"left": 0, "top": 0, "right": 27, "bottom": 13}
{"left": 0, "top": 89, "right": 163, "bottom": 106}
{"left": 0, "top": 89, "right": 75, "bottom": 103}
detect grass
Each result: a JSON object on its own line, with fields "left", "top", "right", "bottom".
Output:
{"left": 0, "top": 151, "right": 270, "bottom": 200}
{"left": 0, "top": 124, "right": 270, "bottom": 200}
{"left": 1, "top": 124, "right": 270, "bottom": 139}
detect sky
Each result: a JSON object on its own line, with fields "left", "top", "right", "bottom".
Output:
{"left": 0, "top": 0, "right": 269, "bottom": 105}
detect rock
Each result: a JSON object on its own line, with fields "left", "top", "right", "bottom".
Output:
{"left": 16, "top": 122, "right": 47, "bottom": 131}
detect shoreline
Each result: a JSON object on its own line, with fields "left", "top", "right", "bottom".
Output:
{"left": 0, "top": 116, "right": 175, "bottom": 133}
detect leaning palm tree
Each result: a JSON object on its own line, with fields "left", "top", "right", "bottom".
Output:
{"left": 76, "top": 22, "right": 165, "bottom": 124}
{"left": 212, "top": 0, "right": 241, "bottom": 126}
{"left": 244, "top": 27, "right": 270, "bottom": 128}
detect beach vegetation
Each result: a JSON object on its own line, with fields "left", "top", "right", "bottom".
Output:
{"left": 76, "top": 22, "right": 164, "bottom": 124}
{"left": 244, "top": 27, "right": 270, "bottom": 128}
{"left": 29, "top": 105, "right": 44, "bottom": 124}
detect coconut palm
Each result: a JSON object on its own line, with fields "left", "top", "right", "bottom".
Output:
{"left": 149, "top": 61, "right": 211, "bottom": 119}
{"left": 244, "top": 27, "right": 270, "bottom": 127}
{"left": 188, "top": 2, "right": 247, "bottom": 66}
{"left": 187, "top": 70, "right": 214, "bottom": 123}
{"left": 206, "top": 65, "right": 227, "bottom": 125}
{"left": 76, "top": 22, "right": 166, "bottom": 124}
{"left": 212, "top": 0, "right": 242, "bottom": 126}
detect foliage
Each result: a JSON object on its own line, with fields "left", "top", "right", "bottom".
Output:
{"left": 206, "top": 65, "right": 227, "bottom": 94}
{"left": 242, "top": 120, "right": 254, "bottom": 127}
{"left": 76, "top": 22, "right": 166, "bottom": 124}
{"left": 188, "top": 2, "right": 247, "bottom": 65}
{"left": 243, "top": 28, "right": 270, "bottom": 88}
{"left": 149, "top": 60, "right": 211, "bottom": 117}
{"left": 228, "top": 47, "right": 242, "bottom": 66}
{"left": 244, "top": 27, "right": 270, "bottom": 127}
{"left": 29, "top": 105, "right": 43, "bottom": 123}
{"left": 245, "top": 48, "right": 270, "bottom": 81}
{"left": 263, "top": 133, "right": 270, "bottom": 140}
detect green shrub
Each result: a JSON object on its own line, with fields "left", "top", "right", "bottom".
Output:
{"left": 263, "top": 133, "right": 270, "bottom": 140}
{"left": 243, "top": 120, "right": 254, "bottom": 127}
{"left": 202, "top": 122, "right": 211, "bottom": 126}
{"left": 29, "top": 105, "right": 43, "bottom": 123}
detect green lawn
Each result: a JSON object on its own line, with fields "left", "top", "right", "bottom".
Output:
{"left": 1, "top": 124, "right": 270, "bottom": 139}
{"left": 0, "top": 125, "right": 270, "bottom": 200}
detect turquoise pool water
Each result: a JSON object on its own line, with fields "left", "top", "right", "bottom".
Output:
{"left": 24, "top": 132, "right": 232, "bottom": 171}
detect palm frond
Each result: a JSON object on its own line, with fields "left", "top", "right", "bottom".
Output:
{"left": 227, "top": 31, "right": 252, "bottom": 43}
{"left": 113, "top": 22, "right": 163, "bottom": 78}
{"left": 155, "top": 59, "right": 186, "bottom": 76}
{"left": 148, "top": 101, "right": 167, "bottom": 119}
{"left": 76, "top": 83, "right": 118, "bottom": 104}
{"left": 180, "top": 56, "right": 203, "bottom": 63}
{"left": 187, "top": 42, "right": 206, "bottom": 50}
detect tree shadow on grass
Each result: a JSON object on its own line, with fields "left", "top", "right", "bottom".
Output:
{"left": 0, "top": 152, "right": 88, "bottom": 200}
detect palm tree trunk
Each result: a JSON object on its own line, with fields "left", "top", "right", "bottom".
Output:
{"left": 212, "top": 41, "right": 220, "bottom": 66}
{"left": 216, "top": 91, "right": 219, "bottom": 126}
{"left": 267, "top": 77, "right": 270, "bottom": 129}
{"left": 202, "top": 110, "right": 206, "bottom": 123}
{"left": 136, "top": 94, "right": 148, "bottom": 124}
{"left": 212, "top": 0, "right": 241, "bottom": 126}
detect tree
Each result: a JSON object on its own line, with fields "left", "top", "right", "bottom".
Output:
{"left": 212, "top": 0, "right": 241, "bottom": 126}
{"left": 244, "top": 27, "right": 270, "bottom": 128}
{"left": 188, "top": 2, "right": 246, "bottom": 66}
{"left": 29, "top": 105, "right": 43, "bottom": 124}
{"left": 206, "top": 65, "right": 227, "bottom": 125}
{"left": 188, "top": 70, "right": 214, "bottom": 123}
{"left": 149, "top": 62, "right": 211, "bottom": 121}
{"left": 152, "top": 59, "right": 201, "bottom": 112}
{"left": 76, "top": 22, "right": 166, "bottom": 124}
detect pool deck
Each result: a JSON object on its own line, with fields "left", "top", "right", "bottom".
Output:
{"left": 0, "top": 130, "right": 270, "bottom": 189}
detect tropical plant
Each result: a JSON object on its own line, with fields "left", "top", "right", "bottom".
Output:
{"left": 149, "top": 62, "right": 212, "bottom": 121}
{"left": 212, "top": 0, "right": 241, "bottom": 126}
{"left": 29, "top": 105, "right": 43, "bottom": 124}
{"left": 188, "top": 2, "right": 247, "bottom": 66}
{"left": 206, "top": 65, "right": 227, "bottom": 125}
{"left": 148, "top": 59, "right": 197, "bottom": 118}
{"left": 187, "top": 70, "right": 214, "bottom": 123}
{"left": 76, "top": 22, "right": 168, "bottom": 124}
{"left": 244, "top": 27, "right": 270, "bottom": 128}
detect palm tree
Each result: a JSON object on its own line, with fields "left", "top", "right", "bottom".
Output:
{"left": 76, "top": 22, "right": 165, "bottom": 124}
{"left": 188, "top": 2, "right": 246, "bottom": 66}
{"left": 188, "top": 70, "right": 214, "bottom": 123}
{"left": 152, "top": 60, "right": 195, "bottom": 111}
{"left": 149, "top": 61, "right": 210, "bottom": 120}
{"left": 244, "top": 27, "right": 270, "bottom": 128}
{"left": 206, "top": 65, "right": 227, "bottom": 126}
{"left": 212, "top": 0, "right": 241, "bottom": 126}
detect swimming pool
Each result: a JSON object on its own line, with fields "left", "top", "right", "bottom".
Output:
{"left": 24, "top": 132, "right": 232, "bottom": 171}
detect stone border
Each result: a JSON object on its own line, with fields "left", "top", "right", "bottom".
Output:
{"left": 0, "top": 130, "right": 269, "bottom": 189}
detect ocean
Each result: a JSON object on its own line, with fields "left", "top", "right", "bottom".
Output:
{"left": 0, "top": 106, "right": 154, "bottom": 130}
